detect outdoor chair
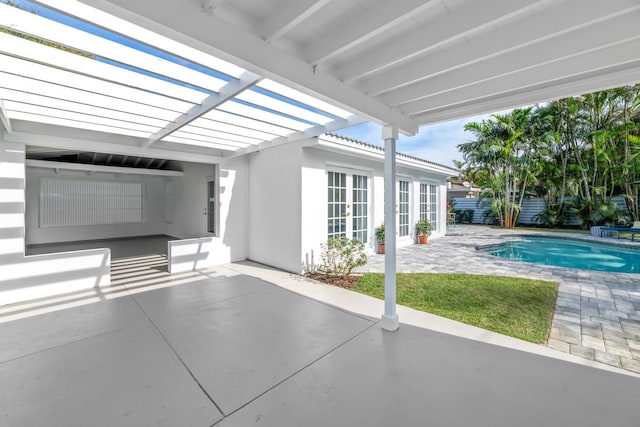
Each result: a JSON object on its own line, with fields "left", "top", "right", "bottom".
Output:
{"left": 600, "top": 221, "right": 640, "bottom": 241}
{"left": 447, "top": 212, "right": 456, "bottom": 228}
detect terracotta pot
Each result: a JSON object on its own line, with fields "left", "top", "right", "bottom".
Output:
{"left": 379, "top": 244, "right": 385, "bottom": 254}
{"left": 418, "top": 235, "right": 428, "bottom": 244}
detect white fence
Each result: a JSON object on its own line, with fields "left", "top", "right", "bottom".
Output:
{"left": 451, "top": 196, "right": 628, "bottom": 225}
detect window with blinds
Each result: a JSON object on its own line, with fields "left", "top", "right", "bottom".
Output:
{"left": 39, "top": 177, "right": 143, "bottom": 227}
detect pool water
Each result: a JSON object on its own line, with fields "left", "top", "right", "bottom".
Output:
{"left": 478, "top": 236, "right": 640, "bottom": 273}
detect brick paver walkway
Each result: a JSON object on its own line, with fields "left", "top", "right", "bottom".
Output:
{"left": 359, "top": 225, "right": 640, "bottom": 374}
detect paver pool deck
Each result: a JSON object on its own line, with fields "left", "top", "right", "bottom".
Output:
{"left": 360, "top": 225, "right": 640, "bottom": 374}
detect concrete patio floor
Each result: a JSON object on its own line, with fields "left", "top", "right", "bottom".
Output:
{"left": 1, "top": 257, "right": 639, "bottom": 426}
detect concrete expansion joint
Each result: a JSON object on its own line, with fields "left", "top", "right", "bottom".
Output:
{"left": 130, "top": 294, "right": 225, "bottom": 416}
{"left": 221, "top": 321, "right": 378, "bottom": 421}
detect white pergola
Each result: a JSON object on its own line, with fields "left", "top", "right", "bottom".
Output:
{"left": 0, "top": 1, "right": 367, "bottom": 164}
{"left": 2, "top": 0, "right": 640, "bottom": 330}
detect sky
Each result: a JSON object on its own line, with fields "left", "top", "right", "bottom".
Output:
{"left": 336, "top": 110, "right": 512, "bottom": 169}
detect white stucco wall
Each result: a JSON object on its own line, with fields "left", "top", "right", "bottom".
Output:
{"left": 247, "top": 143, "right": 302, "bottom": 273}
{"left": 247, "top": 139, "right": 451, "bottom": 275}
{"left": 165, "top": 157, "right": 248, "bottom": 266}
{"left": 0, "top": 133, "right": 251, "bottom": 305}
{"left": 301, "top": 147, "right": 378, "bottom": 273}
{"left": 300, "top": 144, "right": 449, "bottom": 273}
{"left": 25, "top": 168, "right": 166, "bottom": 245}
{"left": 0, "top": 140, "right": 110, "bottom": 306}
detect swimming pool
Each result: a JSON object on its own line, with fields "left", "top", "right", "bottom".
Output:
{"left": 477, "top": 236, "right": 640, "bottom": 273}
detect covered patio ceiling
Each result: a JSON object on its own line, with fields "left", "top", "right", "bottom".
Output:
{"left": 59, "top": 0, "right": 640, "bottom": 135}
{"left": 1, "top": 0, "right": 639, "bottom": 159}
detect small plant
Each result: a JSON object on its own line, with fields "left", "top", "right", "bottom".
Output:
{"left": 319, "top": 237, "right": 367, "bottom": 278}
{"left": 415, "top": 218, "right": 433, "bottom": 236}
{"left": 447, "top": 199, "right": 456, "bottom": 211}
{"left": 375, "top": 223, "right": 385, "bottom": 243}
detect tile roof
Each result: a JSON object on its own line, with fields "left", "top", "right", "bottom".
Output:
{"left": 324, "top": 133, "right": 458, "bottom": 173}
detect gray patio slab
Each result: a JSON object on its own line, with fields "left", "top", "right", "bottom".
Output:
{"left": 0, "top": 296, "right": 147, "bottom": 362}
{"left": 134, "top": 274, "right": 374, "bottom": 414}
{"left": 219, "top": 324, "right": 640, "bottom": 427}
{"left": 0, "top": 321, "right": 223, "bottom": 427}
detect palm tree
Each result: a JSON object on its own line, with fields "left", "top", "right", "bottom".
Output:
{"left": 460, "top": 108, "right": 540, "bottom": 228}
{"left": 459, "top": 84, "right": 640, "bottom": 228}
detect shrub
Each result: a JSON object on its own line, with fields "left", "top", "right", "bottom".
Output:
{"left": 568, "top": 198, "right": 629, "bottom": 228}
{"left": 451, "top": 208, "right": 474, "bottom": 223}
{"left": 533, "top": 202, "right": 569, "bottom": 227}
{"left": 320, "top": 237, "right": 367, "bottom": 278}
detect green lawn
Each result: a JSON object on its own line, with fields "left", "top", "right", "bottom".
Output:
{"left": 353, "top": 273, "right": 558, "bottom": 344}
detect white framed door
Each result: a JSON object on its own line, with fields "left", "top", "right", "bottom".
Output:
{"left": 205, "top": 176, "right": 216, "bottom": 236}
{"left": 327, "top": 170, "right": 369, "bottom": 243}
{"left": 397, "top": 178, "right": 410, "bottom": 238}
{"left": 419, "top": 183, "right": 438, "bottom": 232}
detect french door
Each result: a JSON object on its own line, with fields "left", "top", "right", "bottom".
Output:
{"left": 327, "top": 171, "right": 368, "bottom": 243}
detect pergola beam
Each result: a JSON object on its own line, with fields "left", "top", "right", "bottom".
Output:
{"left": 260, "top": 0, "right": 331, "bottom": 43}
{"left": 74, "top": 0, "right": 419, "bottom": 135}
{"left": 201, "top": 0, "right": 224, "bottom": 14}
{"left": 334, "top": 0, "right": 538, "bottom": 82}
{"left": 383, "top": 31, "right": 640, "bottom": 108}
{"left": 401, "top": 52, "right": 640, "bottom": 118}
{"left": 0, "top": 99, "right": 12, "bottom": 133}
{"left": 229, "top": 115, "right": 366, "bottom": 157}
{"left": 6, "top": 126, "right": 224, "bottom": 164}
{"left": 143, "top": 71, "right": 262, "bottom": 148}
{"left": 305, "top": 0, "right": 440, "bottom": 64}
{"left": 359, "top": 1, "right": 640, "bottom": 96}
{"left": 410, "top": 61, "right": 640, "bottom": 125}
{"left": 26, "top": 159, "right": 183, "bottom": 177}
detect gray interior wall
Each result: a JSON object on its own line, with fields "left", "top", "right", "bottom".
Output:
{"left": 25, "top": 168, "right": 167, "bottom": 245}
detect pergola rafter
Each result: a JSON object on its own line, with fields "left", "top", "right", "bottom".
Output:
{"left": 143, "top": 71, "right": 262, "bottom": 148}
{"left": 303, "top": 0, "right": 440, "bottom": 65}
{"left": 0, "top": 98, "right": 11, "bottom": 133}
{"left": 260, "top": 0, "right": 331, "bottom": 43}
{"left": 0, "top": 0, "right": 364, "bottom": 156}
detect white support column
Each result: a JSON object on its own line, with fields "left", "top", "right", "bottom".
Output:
{"left": 381, "top": 125, "right": 399, "bottom": 332}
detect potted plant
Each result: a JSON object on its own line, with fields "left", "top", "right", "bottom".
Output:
{"left": 415, "top": 218, "right": 432, "bottom": 244}
{"left": 375, "top": 223, "right": 385, "bottom": 254}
